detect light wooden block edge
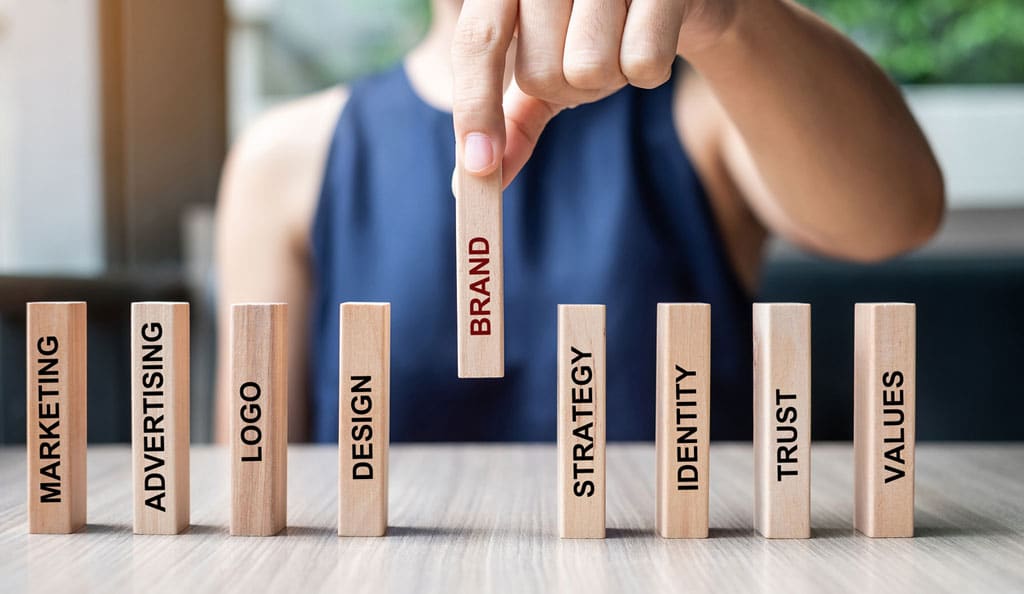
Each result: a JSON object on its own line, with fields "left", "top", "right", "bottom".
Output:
{"left": 455, "top": 165, "right": 504, "bottom": 378}
{"left": 229, "top": 303, "right": 288, "bottom": 536}
{"left": 854, "top": 302, "right": 916, "bottom": 538}
{"left": 131, "top": 302, "right": 190, "bottom": 535}
{"left": 338, "top": 302, "right": 390, "bottom": 537}
{"left": 26, "top": 301, "right": 88, "bottom": 534}
{"left": 753, "top": 303, "right": 812, "bottom": 539}
{"left": 655, "top": 303, "right": 710, "bottom": 539}
{"left": 557, "top": 304, "right": 606, "bottom": 539}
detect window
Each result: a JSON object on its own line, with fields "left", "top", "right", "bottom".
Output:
{"left": 227, "top": 0, "right": 430, "bottom": 137}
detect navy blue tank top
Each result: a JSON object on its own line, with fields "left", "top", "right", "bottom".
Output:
{"left": 310, "top": 64, "right": 752, "bottom": 442}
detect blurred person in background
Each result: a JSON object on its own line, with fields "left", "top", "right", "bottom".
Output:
{"left": 215, "top": 0, "right": 945, "bottom": 442}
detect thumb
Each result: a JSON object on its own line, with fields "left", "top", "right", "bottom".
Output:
{"left": 500, "top": 80, "right": 562, "bottom": 189}
{"left": 450, "top": 0, "right": 518, "bottom": 178}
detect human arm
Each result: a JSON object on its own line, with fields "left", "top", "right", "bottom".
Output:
{"left": 450, "top": 0, "right": 944, "bottom": 262}
{"left": 213, "top": 88, "right": 347, "bottom": 442}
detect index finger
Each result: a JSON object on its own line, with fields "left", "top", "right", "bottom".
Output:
{"left": 451, "top": 0, "right": 518, "bottom": 176}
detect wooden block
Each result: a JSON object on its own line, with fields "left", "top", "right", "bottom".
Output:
{"left": 26, "top": 302, "right": 87, "bottom": 534}
{"left": 131, "top": 302, "right": 190, "bottom": 534}
{"left": 557, "top": 304, "right": 606, "bottom": 538}
{"left": 855, "top": 303, "right": 916, "bottom": 538}
{"left": 230, "top": 303, "right": 288, "bottom": 536}
{"left": 656, "top": 303, "right": 710, "bottom": 538}
{"left": 455, "top": 165, "right": 504, "bottom": 378}
{"left": 338, "top": 302, "right": 390, "bottom": 536}
{"left": 753, "top": 303, "right": 811, "bottom": 539}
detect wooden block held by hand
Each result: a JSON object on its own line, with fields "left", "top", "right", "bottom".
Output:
{"left": 753, "top": 303, "right": 811, "bottom": 539}
{"left": 230, "top": 303, "right": 288, "bottom": 536}
{"left": 455, "top": 165, "right": 504, "bottom": 378}
{"left": 656, "top": 303, "right": 710, "bottom": 539}
{"left": 131, "top": 302, "right": 190, "bottom": 534}
{"left": 855, "top": 303, "right": 916, "bottom": 538}
{"left": 557, "top": 304, "right": 606, "bottom": 539}
{"left": 338, "top": 302, "right": 390, "bottom": 536}
{"left": 26, "top": 302, "right": 87, "bottom": 534}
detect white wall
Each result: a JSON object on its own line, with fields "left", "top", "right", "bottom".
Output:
{"left": 907, "top": 86, "right": 1024, "bottom": 210}
{"left": 0, "top": 1, "right": 12, "bottom": 266}
{"left": 0, "top": 0, "right": 104, "bottom": 274}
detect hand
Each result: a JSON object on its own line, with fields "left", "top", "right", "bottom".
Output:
{"left": 451, "top": 0, "right": 740, "bottom": 187}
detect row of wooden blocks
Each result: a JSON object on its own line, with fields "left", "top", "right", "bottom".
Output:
{"left": 25, "top": 301, "right": 914, "bottom": 539}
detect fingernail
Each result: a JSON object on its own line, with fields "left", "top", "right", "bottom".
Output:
{"left": 463, "top": 133, "right": 494, "bottom": 173}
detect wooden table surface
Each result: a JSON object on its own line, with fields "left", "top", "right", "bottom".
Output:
{"left": 2, "top": 444, "right": 1022, "bottom": 593}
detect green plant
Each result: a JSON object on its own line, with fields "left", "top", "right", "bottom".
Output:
{"left": 262, "top": 0, "right": 432, "bottom": 95}
{"left": 801, "top": 0, "right": 1024, "bottom": 84}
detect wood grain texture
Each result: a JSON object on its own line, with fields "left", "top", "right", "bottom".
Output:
{"left": 2, "top": 444, "right": 1023, "bottom": 594}
{"left": 131, "top": 302, "right": 190, "bottom": 534}
{"left": 25, "top": 302, "right": 87, "bottom": 534}
{"left": 230, "top": 303, "right": 288, "bottom": 536}
{"left": 338, "top": 303, "right": 390, "bottom": 536}
{"left": 753, "top": 303, "right": 811, "bottom": 539}
{"left": 557, "top": 305, "right": 606, "bottom": 538}
{"left": 656, "top": 303, "right": 710, "bottom": 538}
{"left": 455, "top": 166, "right": 504, "bottom": 378}
{"left": 855, "top": 303, "right": 916, "bottom": 538}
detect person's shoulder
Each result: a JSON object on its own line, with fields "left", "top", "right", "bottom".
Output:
{"left": 228, "top": 86, "right": 350, "bottom": 176}
{"left": 219, "top": 86, "right": 349, "bottom": 244}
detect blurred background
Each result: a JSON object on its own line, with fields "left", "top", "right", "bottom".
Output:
{"left": 0, "top": 0, "right": 1021, "bottom": 443}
